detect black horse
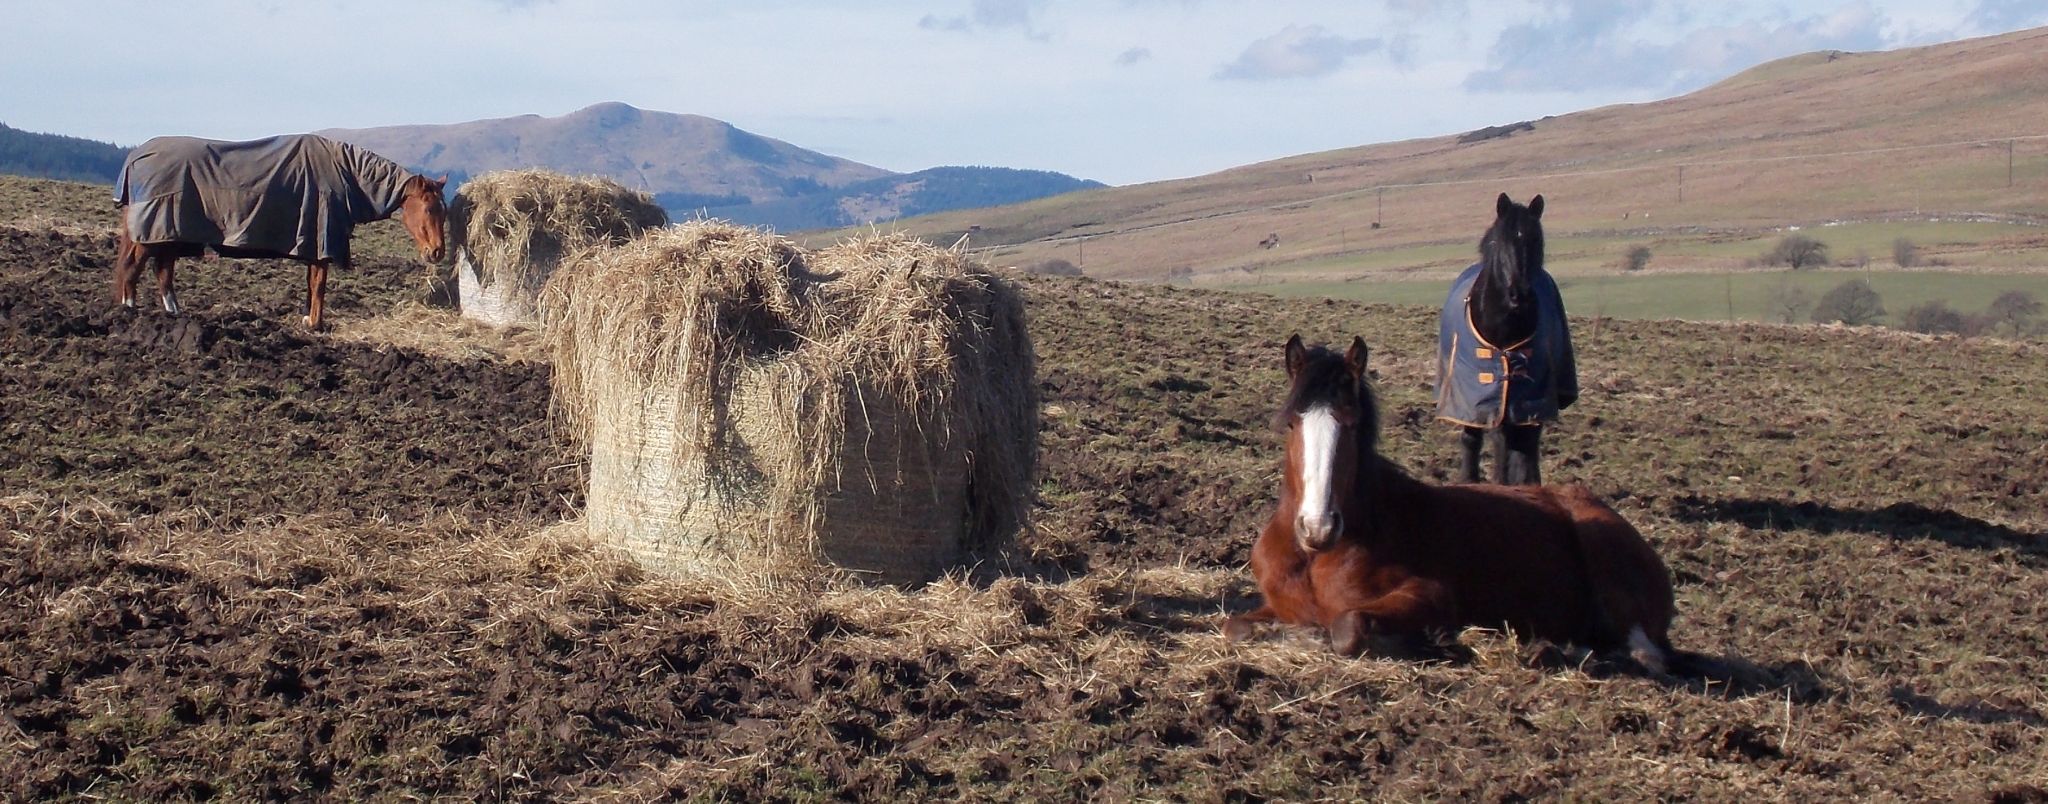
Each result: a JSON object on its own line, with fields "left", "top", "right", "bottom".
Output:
{"left": 1434, "top": 193, "right": 1577, "bottom": 485}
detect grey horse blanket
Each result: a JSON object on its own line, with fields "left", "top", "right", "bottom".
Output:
{"left": 115, "top": 134, "right": 414, "bottom": 264}
{"left": 1434, "top": 262, "right": 1579, "bottom": 428}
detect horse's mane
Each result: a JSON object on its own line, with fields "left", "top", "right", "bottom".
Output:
{"left": 1272, "top": 345, "right": 1380, "bottom": 454}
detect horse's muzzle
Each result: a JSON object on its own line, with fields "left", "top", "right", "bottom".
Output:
{"left": 424, "top": 246, "right": 447, "bottom": 264}
{"left": 1296, "top": 511, "right": 1341, "bottom": 553}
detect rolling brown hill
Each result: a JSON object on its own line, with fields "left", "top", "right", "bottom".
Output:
{"left": 862, "top": 27, "right": 2048, "bottom": 282}
{"left": 319, "top": 102, "right": 893, "bottom": 208}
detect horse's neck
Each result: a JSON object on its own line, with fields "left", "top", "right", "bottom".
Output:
{"left": 1346, "top": 453, "right": 1425, "bottom": 546}
{"left": 1470, "top": 264, "right": 1538, "bottom": 346}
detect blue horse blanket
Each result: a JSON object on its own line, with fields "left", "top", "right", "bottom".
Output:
{"left": 1434, "top": 263, "right": 1578, "bottom": 428}
{"left": 115, "top": 134, "right": 413, "bottom": 264}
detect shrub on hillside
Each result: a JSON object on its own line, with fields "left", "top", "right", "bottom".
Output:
{"left": 1811, "top": 279, "right": 1885, "bottom": 326}
{"left": 1621, "top": 244, "right": 1652, "bottom": 272}
{"left": 1984, "top": 290, "right": 2043, "bottom": 338}
{"left": 1766, "top": 234, "right": 1830, "bottom": 270}
{"left": 1892, "top": 237, "right": 1919, "bottom": 268}
{"left": 1769, "top": 281, "right": 1813, "bottom": 324}
{"left": 1898, "top": 300, "right": 1965, "bottom": 335}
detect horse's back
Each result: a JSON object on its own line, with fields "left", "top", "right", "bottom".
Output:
{"left": 117, "top": 134, "right": 367, "bottom": 262}
{"left": 1401, "top": 481, "right": 1600, "bottom": 642}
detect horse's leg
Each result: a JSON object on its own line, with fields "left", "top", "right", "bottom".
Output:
{"left": 305, "top": 260, "right": 330, "bottom": 329}
{"left": 114, "top": 240, "right": 144, "bottom": 308}
{"left": 1503, "top": 424, "right": 1542, "bottom": 485}
{"left": 1224, "top": 605, "right": 1280, "bottom": 641}
{"left": 154, "top": 253, "right": 181, "bottom": 315}
{"left": 1459, "top": 427, "right": 1485, "bottom": 483}
{"left": 1327, "top": 580, "right": 1451, "bottom": 657}
{"left": 1487, "top": 427, "right": 1511, "bottom": 484}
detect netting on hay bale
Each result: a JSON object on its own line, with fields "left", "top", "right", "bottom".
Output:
{"left": 450, "top": 169, "right": 668, "bottom": 328}
{"left": 540, "top": 221, "right": 1037, "bottom": 587}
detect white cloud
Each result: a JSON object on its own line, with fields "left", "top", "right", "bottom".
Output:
{"left": 919, "top": 0, "right": 1050, "bottom": 39}
{"left": 1215, "top": 24, "right": 1386, "bottom": 81}
{"left": 1965, "top": 0, "right": 2048, "bottom": 33}
{"left": 1465, "top": 1, "right": 1898, "bottom": 92}
{"left": 0, "top": 0, "right": 2018, "bottom": 186}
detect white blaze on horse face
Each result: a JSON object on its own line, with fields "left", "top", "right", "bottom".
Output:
{"left": 1295, "top": 405, "right": 1342, "bottom": 547}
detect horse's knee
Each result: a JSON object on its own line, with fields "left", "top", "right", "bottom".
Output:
{"left": 1458, "top": 428, "right": 1485, "bottom": 482}
{"left": 1500, "top": 425, "right": 1542, "bottom": 484}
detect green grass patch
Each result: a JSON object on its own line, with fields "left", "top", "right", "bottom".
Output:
{"left": 1253, "top": 268, "right": 2048, "bottom": 325}
{"left": 1263, "top": 221, "right": 2048, "bottom": 281}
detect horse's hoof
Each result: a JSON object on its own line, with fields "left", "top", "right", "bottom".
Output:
{"left": 1330, "top": 612, "right": 1371, "bottom": 658}
{"left": 1223, "top": 616, "right": 1256, "bottom": 642}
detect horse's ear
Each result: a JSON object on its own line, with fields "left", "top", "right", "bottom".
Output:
{"left": 1529, "top": 194, "right": 1544, "bottom": 218}
{"left": 1496, "top": 192, "right": 1513, "bottom": 218}
{"left": 1284, "top": 334, "right": 1306, "bottom": 378}
{"left": 1345, "top": 336, "right": 1369, "bottom": 376}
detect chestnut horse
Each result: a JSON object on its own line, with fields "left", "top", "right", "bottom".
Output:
{"left": 1227, "top": 335, "right": 1675, "bottom": 671}
{"left": 113, "top": 134, "right": 447, "bottom": 329}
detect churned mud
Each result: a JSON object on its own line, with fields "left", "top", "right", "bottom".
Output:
{"left": 4, "top": 217, "right": 2046, "bottom": 800}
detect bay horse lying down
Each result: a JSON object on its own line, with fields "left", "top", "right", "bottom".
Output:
{"left": 1226, "top": 335, "right": 1677, "bottom": 672}
{"left": 113, "top": 134, "right": 447, "bottom": 329}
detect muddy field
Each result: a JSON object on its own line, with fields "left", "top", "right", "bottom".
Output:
{"left": 3, "top": 184, "right": 2047, "bottom": 799}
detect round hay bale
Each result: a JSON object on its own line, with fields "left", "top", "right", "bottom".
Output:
{"left": 450, "top": 169, "right": 668, "bottom": 328}
{"left": 540, "top": 222, "right": 1036, "bottom": 587}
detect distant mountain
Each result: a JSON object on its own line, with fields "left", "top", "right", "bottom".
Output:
{"left": 704, "top": 166, "right": 1106, "bottom": 232}
{"left": 0, "top": 123, "right": 126, "bottom": 184}
{"left": 0, "top": 103, "right": 1102, "bottom": 233}
{"left": 319, "top": 102, "right": 893, "bottom": 209}
{"left": 320, "top": 103, "right": 1101, "bottom": 231}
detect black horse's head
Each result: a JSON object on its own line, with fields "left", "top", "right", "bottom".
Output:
{"left": 1479, "top": 192, "right": 1545, "bottom": 309}
{"left": 1275, "top": 334, "right": 1379, "bottom": 552}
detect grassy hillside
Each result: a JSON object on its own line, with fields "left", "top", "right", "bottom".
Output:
{"left": 850, "top": 27, "right": 2048, "bottom": 287}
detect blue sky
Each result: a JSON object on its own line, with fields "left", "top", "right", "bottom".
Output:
{"left": 4, "top": 1, "right": 2044, "bottom": 185}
